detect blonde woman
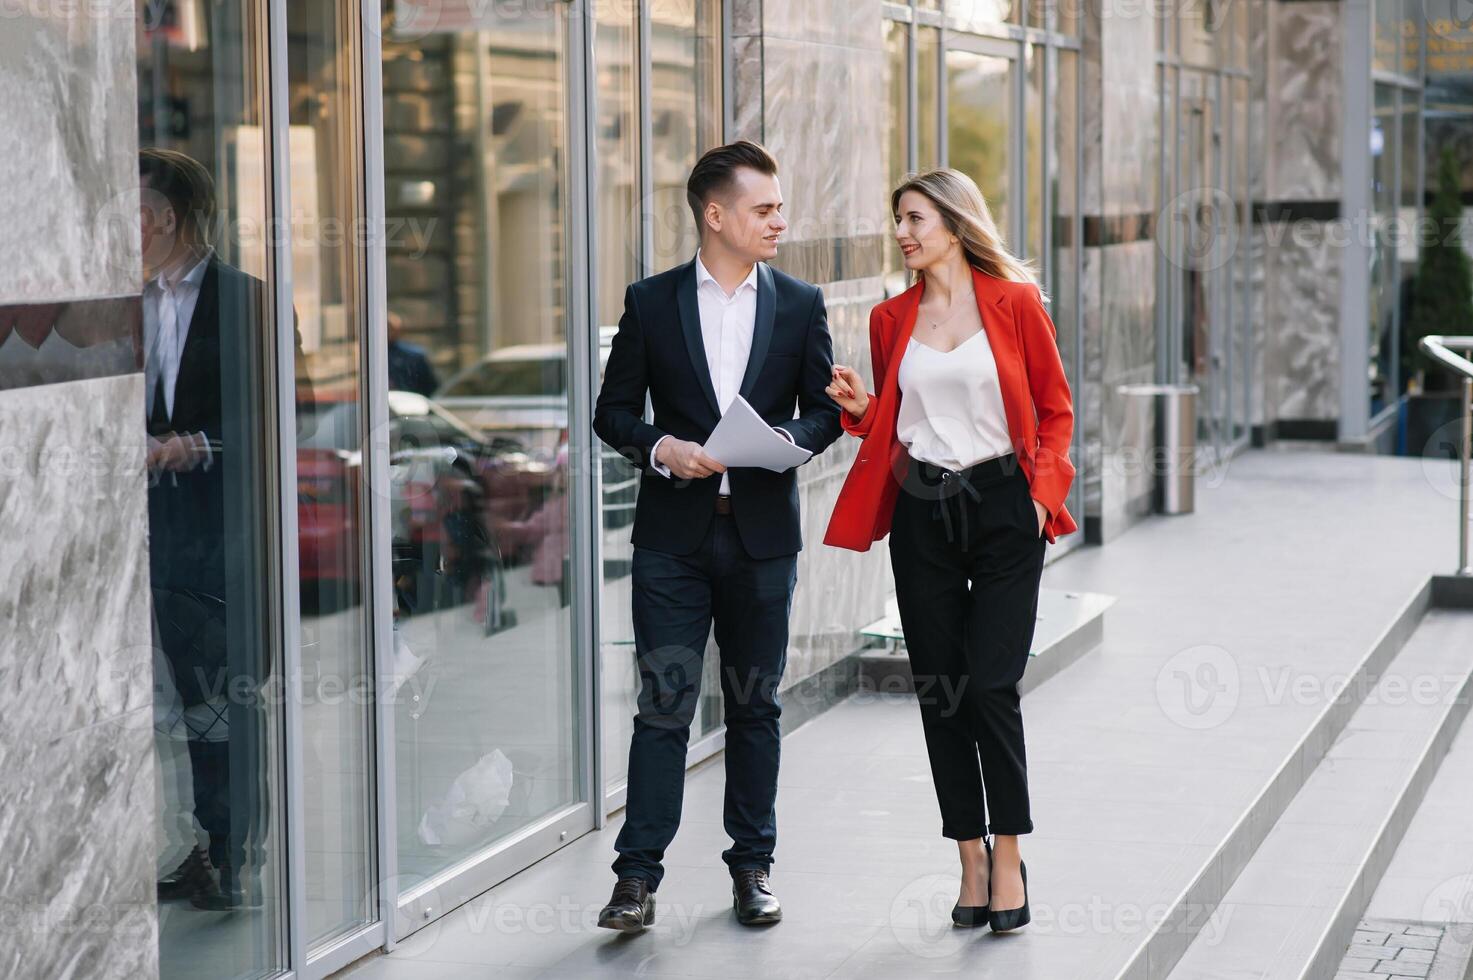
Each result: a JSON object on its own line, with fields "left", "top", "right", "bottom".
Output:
{"left": 823, "top": 169, "right": 1077, "bottom": 931}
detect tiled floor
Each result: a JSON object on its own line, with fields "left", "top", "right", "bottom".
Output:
{"left": 337, "top": 449, "right": 1462, "bottom": 980}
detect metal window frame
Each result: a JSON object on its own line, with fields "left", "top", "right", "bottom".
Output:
{"left": 1340, "top": 0, "right": 1373, "bottom": 441}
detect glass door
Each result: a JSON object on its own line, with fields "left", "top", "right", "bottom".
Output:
{"left": 284, "top": 0, "right": 379, "bottom": 963}
{"left": 1174, "top": 70, "right": 1228, "bottom": 461}
{"left": 944, "top": 39, "right": 1018, "bottom": 246}
{"left": 138, "top": 0, "right": 292, "bottom": 972}
{"left": 376, "top": 0, "right": 593, "bottom": 936}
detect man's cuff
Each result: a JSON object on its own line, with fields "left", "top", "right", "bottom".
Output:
{"left": 774, "top": 427, "right": 795, "bottom": 445}
{"left": 649, "top": 434, "right": 674, "bottom": 478}
{"left": 192, "top": 431, "right": 214, "bottom": 471}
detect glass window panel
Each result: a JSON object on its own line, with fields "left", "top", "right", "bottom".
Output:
{"left": 1370, "top": 83, "right": 1397, "bottom": 414}
{"left": 1052, "top": 48, "right": 1084, "bottom": 520}
{"left": 285, "top": 0, "right": 376, "bottom": 949}
{"left": 1396, "top": 86, "right": 1420, "bottom": 396}
{"left": 952, "top": 0, "right": 1018, "bottom": 30}
{"left": 648, "top": 0, "right": 723, "bottom": 273}
{"left": 1233, "top": 78, "right": 1250, "bottom": 443}
{"left": 946, "top": 49, "right": 1013, "bottom": 240}
{"left": 602, "top": 0, "right": 724, "bottom": 797}
{"left": 1180, "top": 0, "right": 1215, "bottom": 66}
{"left": 1026, "top": 45, "right": 1045, "bottom": 267}
{"left": 138, "top": 0, "right": 287, "bottom": 973}
{"left": 1058, "top": 0, "right": 1080, "bottom": 38}
{"left": 379, "top": 0, "right": 582, "bottom": 887}
{"left": 885, "top": 19, "right": 910, "bottom": 277}
{"left": 1400, "top": 0, "right": 1423, "bottom": 76}
{"left": 917, "top": 27, "right": 941, "bottom": 171}
{"left": 1375, "top": 0, "right": 1400, "bottom": 72}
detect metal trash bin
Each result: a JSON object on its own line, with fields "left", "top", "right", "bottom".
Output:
{"left": 1119, "top": 383, "right": 1199, "bottom": 515}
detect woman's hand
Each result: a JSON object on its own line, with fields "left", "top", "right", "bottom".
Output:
{"left": 826, "top": 365, "right": 870, "bottom": 420}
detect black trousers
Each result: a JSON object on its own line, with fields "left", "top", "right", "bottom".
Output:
{"left": 613, "top": 512, "right": 797, "bottom": 890}
{"left": 888, "top": 453, "right": 1046, "bottom": 840}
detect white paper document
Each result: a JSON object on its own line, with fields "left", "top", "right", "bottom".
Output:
{"left": 703, "top": 395, "right": 813, "bottom": 472}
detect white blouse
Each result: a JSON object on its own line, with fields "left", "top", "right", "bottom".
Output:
{"left": 895, "top": 329, "right": 1013, "bottom": 471}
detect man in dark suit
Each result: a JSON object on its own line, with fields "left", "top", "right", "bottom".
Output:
{"left": 593, "top": 140, "right": 842, "bottom": 930}
{"left": 387, "top": 310, "right": 440, "bottom": 396}
{"left": 141, "top": 148, "right": 312, "bottom": 911}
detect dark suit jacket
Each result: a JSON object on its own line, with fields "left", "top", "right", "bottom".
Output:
{"left": 593, "top": 259, "right": 842, "bottom": 559}
{"left": 148, "top": 258, "right": 312, "bottom": 699}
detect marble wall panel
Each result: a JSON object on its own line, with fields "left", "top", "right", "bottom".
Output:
{"left": 761, "top": 37, "right": 890, "bottom": 245}
{"left": 0, "top": 373, "right": 156, "bottom": 980}
{"left": 1267, "top": 1, "right": 1342, "bottom": 202}
{"left": 759, "top": 0, "right": 885, "bottom": 50}
{"left": 1099, "top": 0, "right": 1159, "bottom": 216}
{"left": 0, "top": 0, "right": 140, "bottom": 304}
{"left": 1261, "top": 220, "right": 1340, "bottom": 420}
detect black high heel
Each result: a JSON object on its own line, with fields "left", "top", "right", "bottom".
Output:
{"left": 951, "top": 836, "right": 991, "bottom": 927}
{"left": 988, "top": 858, "right": 1029, "bottom": 932}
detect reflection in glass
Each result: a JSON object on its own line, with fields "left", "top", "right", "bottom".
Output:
{"left": 1052, "top": 48, "right": 1085, "bottom": 527}
{"left": 139, "top": 0, "right": 287, "bottom": 971}
{"left": 885, "top": 19, "right": 910, "bottom": 278}
{"left": 946, "top": 49, "right": 1012, "bottom": 238}
{"left": 596, "top": 0, "right": 642, "bottom": 796}
{"left": 1025, "top": 45, "right": 1045, "bottom": 266}
{"left": 379, "top": 0, "right": 581, "bottom": 886}
{"left": 951, "top": 0, "right": 1017, "bottom": 30}
{"left": 648, "top": 0, "right": 723, "bottom": 273}
{"left": 1375, "top": 0, "right": 1400, "bottom": 72}
{"left": 286, "top": 0, "right": 375, "bottom": 949}
{"left": 1370, "top": 84, "right": 1399, "bottom": 415}
{"left": 1232, "top": 78, "right": 1251, "bottom": 444}
{"left": 1180, "top": 0, "right": 1215, "bottom": 67}
{"left": 917, "top": 27, "right": 940, "bottom": 171}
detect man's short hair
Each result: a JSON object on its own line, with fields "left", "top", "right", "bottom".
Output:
{"left": 685, "top": 139, "right": 779, "bottom": 231}
{"left": 139, "top": 147, "right": 217, "bottom": 242}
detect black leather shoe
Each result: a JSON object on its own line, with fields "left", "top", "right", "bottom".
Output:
{"left": 598, "top": 877, "right": 656, "bottom": 932}
{"left": 158, "top": 846, "right": 214, "bottom": 902}
{"left": 190, "top": 862, "right": 263, "bottom": 911}
{"left": 732, "top": 868, "right": 782, "bottom": 925}
{"left": 988, "top": 859, "right": 1030, "bottom": 932}
{"left": 952, "top": 837, "right": 990, "bottom": 927}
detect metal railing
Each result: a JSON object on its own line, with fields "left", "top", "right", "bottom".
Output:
{"left": 1418, "top": 335, "right": 1473, "bottom": 576}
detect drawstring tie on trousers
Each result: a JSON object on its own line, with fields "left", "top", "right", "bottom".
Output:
{"left": 932, "top": 467, "right": 982, "bottom": 544}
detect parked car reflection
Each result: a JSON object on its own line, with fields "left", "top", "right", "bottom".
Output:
{"left": 297, "top": 391, "right": 556, "bottom": 631}
{"left": 433, "top": 326, "right": 636, "bottom": 530}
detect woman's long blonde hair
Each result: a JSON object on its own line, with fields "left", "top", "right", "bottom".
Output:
{"left": 891, "top": 168, "right": 1047, "bottom": 303}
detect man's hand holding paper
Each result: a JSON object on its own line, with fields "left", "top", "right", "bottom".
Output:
{"left": 701, "top": 394, "right": 813, "bottom": 472}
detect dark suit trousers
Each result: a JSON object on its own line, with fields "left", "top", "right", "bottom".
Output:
{"left": 888, "top": 454, "right": 1046, "bottom": 840}
{"left": 612, "top": 512, "right": 797, "bottom": 890}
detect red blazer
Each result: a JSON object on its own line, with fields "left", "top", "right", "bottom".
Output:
{"left": 823, "top": 267, "right": 1078, "bottom": 551}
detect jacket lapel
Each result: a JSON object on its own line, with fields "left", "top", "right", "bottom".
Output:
{"left": 971, "top": 267, "right": 1028, "bottom": 451}
{"left": 675, "top": 259, "right": 722, "bottom": 418}
{"left": 737, "top": 262, "right": 775, "bottom": 402}
{"left": 884, "top": 280, "right": 925, "bottom": 394}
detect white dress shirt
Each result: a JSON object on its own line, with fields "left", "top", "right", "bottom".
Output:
{"left": 895, "top": 329, "right": 1013, "bottom": 471}
{"left": 144, "top": 249, "right": 212, "bottom": 419}
{"left": 143, "top": 249, "right": 214, "bottom": 467}
{"left": 651, "top": 252, "right": 793, "bottom": 494}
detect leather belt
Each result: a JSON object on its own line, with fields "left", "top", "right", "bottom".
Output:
{"left": 714, "top": 494, "right": 733, "bottom": 515}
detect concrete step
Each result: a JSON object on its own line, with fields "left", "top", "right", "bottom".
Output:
{"left": 1098, "top": 579, "right": 1432, "bottom": 980}
{"left": 1161, "top": 602, "right": 1473, "bottom": 980}
{"left": 856, "top": 587, "right": 1115, "bottom": 696}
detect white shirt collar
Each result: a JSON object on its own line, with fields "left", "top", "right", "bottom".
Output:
{"left": 694, "top": 251, "right": 758, "bottom": 299}
{"left": 151, "top": 248, "right": 213, "bottom": 293}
